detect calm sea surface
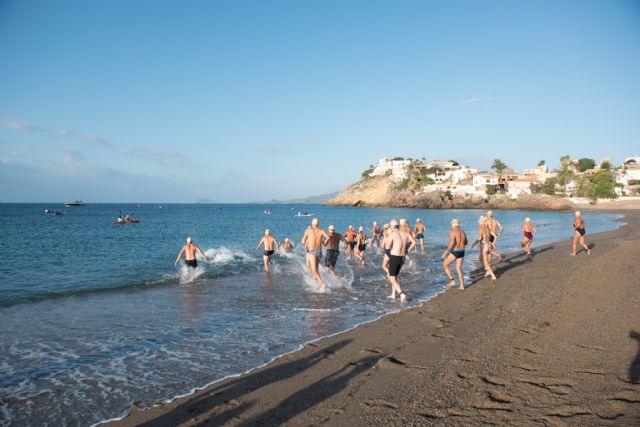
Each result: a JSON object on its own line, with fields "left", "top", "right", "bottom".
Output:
{"left": 0, "top": 203, "right": 621, "bottom": 426}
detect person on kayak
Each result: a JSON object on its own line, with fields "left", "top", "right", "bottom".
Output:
{"left": 175, "top": 236, "right": 208, "bottom": 268}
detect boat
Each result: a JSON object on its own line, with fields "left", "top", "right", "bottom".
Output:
{"left": 64, "top": 200, "right": 85, "bottom": 206}
{"left": 113, "top": 219, "right": 140, "bottom": 224}
{"left": 295, "top": 212, "right": 314, "bottom": 217}
{"left": 264, "top": 208, "right": 272, "bottom": 215}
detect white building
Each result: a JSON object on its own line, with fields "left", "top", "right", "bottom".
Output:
{"left": 370, "top": 157, "right": 412, "bottom": 181}
{"left": 523, "top": 164, "right": 555, "bottom": 183}
{"left": 506, "top": 178, "right": 533, "bottom": 199}
{"left": 616, "top": 168, "right": 640, "bottom": 196}
{"left": 424, "top": 160, "right": 456, "bottom": 170}
{"left": 473, "top": 174, "right": 498, "bottom": 193}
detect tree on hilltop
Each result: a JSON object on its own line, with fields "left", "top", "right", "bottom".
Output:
{"left": 577, "top": 158, "right": 596, "bottom": 172}
{"left": 537, "top": 160, "right": 545, "bottom": 166}
{"left": 491, "top": 159, "right": 508, "bottom": 174}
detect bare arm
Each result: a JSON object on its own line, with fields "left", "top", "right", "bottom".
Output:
{"left": 443, "top": 231, "right": 454, "bottom": 257}
{"left": 196, "top": 244, "right": 208, "bottom": 261}
{"left": 497, "top": 219, "right": 504, "bottom": 235}
{"left": 532, "top": 225, "right": 538, "bottom": 235}
{"left": 175, "top": 247, "right": 185, "bottom": 265}
{"left": 300, "top": 231, "right": 308, "bottom": 246}
{"left": 256, "top": 238, "right": 264, "bottom": 251}
{"left": 274, "top": 237, "right": 281, "bottom": 252}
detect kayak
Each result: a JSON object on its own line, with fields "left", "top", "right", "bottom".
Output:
{"left": 112, "top": 219, "right": 140, "bottom": 224}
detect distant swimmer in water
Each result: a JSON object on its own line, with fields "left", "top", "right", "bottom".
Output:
{"left": 571, "top": 211, "right": 591, "bottom": 256}
{"left": 301, "top": 218, "right": 329, "bottom": 288}
{"left": 478, "top": 216, "right": 497, "bottom": 280}
{"left": 443, "top": 219, "right": 467, "bottom": 290}
{"left": 343, "top": 225, "right": 357, "bottom": 259}
{"left": 355, "top": 226, "right": 368, "bottom": 265}
{"left": 414, "top": 218, "right": 427, "bottom": 253}
{"left": 281, "top": 238, "right": 295, "bottom": 252}
{"left": 384, "top": 219, "right": 408, "bottom": 301}
{"left": 256, "top": 229, "right": 280, "bottom": 272}
{"left": 485, "top": 211, "right": 503, "bottom": 263}
{"left": 175, "top": 236, "right": 208, "bottom": 268}
{"left": 521, "top": 217, "right": 537, "bottom": 256}
{"left": 369, "top": 221, "right": 382, "bottom": 254}
{"left": 323, "top": 224, "right": 345, "bottom": 274}
{"left": 399, "top": 218, "right": 416, "bottom": 268}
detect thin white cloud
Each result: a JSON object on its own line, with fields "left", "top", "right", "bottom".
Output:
{"left": 0, "top": 115, "right": 192, "bottom": 168}
{"left": 459, "top": 95, "right": 495, "bottom": 106}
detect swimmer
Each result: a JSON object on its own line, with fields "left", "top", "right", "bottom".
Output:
{"left": 382, "top": 223, "right": 391, "bottom": 274}
{"left": 414, "top": 218, "right": 427, "bottom": 253}
{"left": 323, "top": 224, "right": 345, "bottom": 274}
{"left": 478, "top": 217, "right": 497, "bottom": 280}
{"left": 281, "top": 238, "right": 295, "bottom": 252}
{"left": 343, "top": 225, "right": 357, "bottom": 259}
{"left": 175, "top": 236, "right": 208, "bottom": 268}
{"left": 355, "top": 226, "right": 368, "bottom": 265}
{"left": 256, "top": 229, "right": 280, "bottom": 272}
{"left": 301, "top": 218, "right": 329, "bottom": 288}
{"left": 521, "top": 217, "right": 537, "bottom": 256}
{"left": 369, "top": 221, "right": 382, "bottom": 253}
{"left": 442, "top": 219, "right": 467, "bottom": 289}
{"left": 571, "top": 211, "right": 591, "bottom": 256}
{"left": 384, "top": 219, "right": 409, "bottom": 301}
{"left": 399, "top": 218, "right": 416, "bottom": 268}
{"left": 486, "top": 211, "right": 504, "bottom": 264}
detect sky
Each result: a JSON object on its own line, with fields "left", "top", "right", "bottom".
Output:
{"left": 0, "top": 0, "right": 639, "bottom": 202}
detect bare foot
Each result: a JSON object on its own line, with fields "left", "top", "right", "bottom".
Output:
{"left": 387, "top": 294, "right": 396, "bottom": 299}
{"left": 448, "top": 279, "right": 455, "bottom": 287}
{"left": 570, "top": 253, "right": 576, "bottom": 256}
{"left": 400, "top": 292, "right": 406, "bottom": 301}
{"left": 459, "top": 285, "right": 465, "bottom": 290}
{"left": 587, "top": 249, "right": 592, "bottom": 255}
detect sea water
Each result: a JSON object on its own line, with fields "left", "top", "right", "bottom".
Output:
{"left": 0, "top": 203, "right": 621, "bottom": 426}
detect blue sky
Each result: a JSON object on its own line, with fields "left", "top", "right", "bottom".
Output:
{"left": 1, "top": 0, "right": 638, "bottom": 202}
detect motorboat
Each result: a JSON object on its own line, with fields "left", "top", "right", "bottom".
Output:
{"left": 64, "top": 200, "right": 85, "bottom": 206}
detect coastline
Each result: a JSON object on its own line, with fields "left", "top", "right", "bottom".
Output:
{"left": 108, "top": 210, "right": 640, "bottom": 426}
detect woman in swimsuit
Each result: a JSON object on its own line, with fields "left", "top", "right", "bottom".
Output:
{"left": 571, "top": 211, "right": 591, "bottom": 256}
{"left": 520, "top": 217, "right": 537, "bottom": 256}
{"left": 355, "top": 226, "right": 368, "bottom": 265}
{"left": 478, "top": 216, "right": 497, "bottom": 280}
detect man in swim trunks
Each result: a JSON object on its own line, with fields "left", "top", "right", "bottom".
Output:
{"left": 399, "top": 218, "right": 416, "bottom": 267}
{"left": 369, "top": 221, "right": 382, "bottom": 254}
{"left": 323, "top": 224, "right": 345, "bottom": 274}
{"left": 442, "top": 219, "right": 467, "bottom": 290}
{"left": 485, "top": 211, "right": 503, "bottom": 263}
{"left": 477, "top": 216, "right": 497, "bottom": 280}
{"left": 521, "top": 217, "right": 537, "bottom": 256}
{"left": 343, "top": 225, "right": 357, "bottom": 259}
{"left": 415, "top": 218, "right": 427, "bottom": 253}
{"left": 355, "top": 226, "right": 368, "bottom": 265}
{"left": 301, "top": 218, "right": 329, "bottom": 288}
{"left": 384, "top": 219, "right": 409, "bottom": 301}
{"left": 256, "top": 229, "right": 280, "bottom": 272}
{"left": 175, "top": 236, "right": 208, "bottom": 268}
{"left": 381, "top": 223, "right": 392, "bottom": 275}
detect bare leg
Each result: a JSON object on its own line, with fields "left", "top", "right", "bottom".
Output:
{"left": 388, "top": 276, "right": 406, "bottom": 300}
{"left": 263, "top": 255, "right": 270, "bottom": 272}
{"left": 420, "top": 239, "right": 425, "bottom": 253}
{"left": 455, "top": 257, "right": 465, "bottom": 289}
{"left": 382, "top": 255, "right": 390, "bottom": 276}
{"left": 579, "top": 236, "right": 591, "bottom": 254}
{"left": 308, "top": 254, "right": 326, "bottom": 288}
{"left": 405, "top": 253, "right": 414, "bottom": 268}
{"left": 483, "top": 249, "right": 496, "bottom": 280}
{"left": 571, "top": 233, "right": 579, "bottom": 255}
{"left": 443, "top": 253, "right": 456, "bottom": 286}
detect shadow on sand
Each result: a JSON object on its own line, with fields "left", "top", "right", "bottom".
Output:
{"left": 137, "top": 339, "right": 383, "bottom": 426}
{"left": 468, "top": 246, "right": 554, "bottom": 285}
{"left": 630, "top": 331, "right": 640, "bottom": 384}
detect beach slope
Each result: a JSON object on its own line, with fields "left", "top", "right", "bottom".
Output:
{"left": 110, "top": 211, "right": 640, "bottom": 426}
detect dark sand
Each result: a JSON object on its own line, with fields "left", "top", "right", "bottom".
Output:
{"left": 110, "top": 211, "right": 640, "bottom": 426}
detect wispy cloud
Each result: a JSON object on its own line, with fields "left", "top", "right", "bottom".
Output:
{"left": 459, "top": 95, "right": 495, "bottom": 106}
{"left": 0, "top": 115, "right": 193, "bottom": 168}
{"left": 0, "top": 116, "right": 111, "bottom": 146}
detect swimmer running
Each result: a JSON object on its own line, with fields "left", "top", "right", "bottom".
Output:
{"left": 521, "top": 217, "right": 537, "bottom": 256}
{"left": 175, "top": 236, "right": 208, "bottom": 268}
{"left": 256, "top": 229, "right": 280, "bottom": 272}
{"left": 384, "top": 219, "right": 408, "bottom": 301}
{"left": 301, "top": 218, "right": 329, "bottom": 288}
{"left": 414, "top": 218, "right": 427, "bottom": 253}
{"left": 571, "top": 211, "right": 591, "bottom": 256}
{"left": 442, "top": 219, "right": 467, "bottom": 290}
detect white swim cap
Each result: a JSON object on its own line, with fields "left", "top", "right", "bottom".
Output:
{"left": 478, "top": 216, "right": 486, "bottom": 225}
{"left": 186, "top": 236, "right": 192, "bottom": 243}
{"left": 451, "top": 219, "right": 460, "bottom": 227}
{"left": 525, "top": 217, "right": 531, "bottom": 222}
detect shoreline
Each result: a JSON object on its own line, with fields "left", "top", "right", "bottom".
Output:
{"left": 107, "top": 209, "right": 640, "bottom": 426}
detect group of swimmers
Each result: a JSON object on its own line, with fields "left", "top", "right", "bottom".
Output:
{"left": 175, "top": 210, "right": 592, "bottom": 298}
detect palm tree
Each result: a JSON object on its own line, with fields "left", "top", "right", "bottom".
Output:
{"left": 491, "top": 159, "right": 508, "bottom": 174}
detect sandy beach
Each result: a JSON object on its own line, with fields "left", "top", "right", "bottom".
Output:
{"left": 109, "top": 210, "right": 640, "bottom": 426}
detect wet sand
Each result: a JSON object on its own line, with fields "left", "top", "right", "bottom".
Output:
{"left": 109, "top": 210, "right": 640, "bottom": 426}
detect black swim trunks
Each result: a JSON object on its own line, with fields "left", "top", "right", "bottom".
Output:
{"left": 263, "top": 250, "right": 274, "bottom": 257}
{"left": 416, "top": 233, "right": 424, "bottom": 239}
{"left": 347, "top": 241, "right": 356, "bottom": 250}
{"left": 325, "top": 249, "right": 339, "bottom": 268}
{"left": 358, "top": 244, "right": 366, "bottom": 251}
{"left": 388, "top": 255, "right": 404, "bottom": 277}
{"left": 489, "top": 234, "right": 495, "bottom": 243}
{"left": 185, "top": 259, "right": 197, "bottom": 268}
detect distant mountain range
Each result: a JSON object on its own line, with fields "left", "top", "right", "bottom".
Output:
{"left": 257, "top": 191, "right": 340, "bottom": 205}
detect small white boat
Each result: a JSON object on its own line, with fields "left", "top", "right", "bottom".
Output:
{"left": 295, "top": 212, "right": 314, "bottom": 217}
{"left": 64, "top": 200, "right": 85, "bottom": 206}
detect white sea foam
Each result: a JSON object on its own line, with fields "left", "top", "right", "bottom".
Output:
{"left": 204, "top": 246, "right": 253, "bottom": 264}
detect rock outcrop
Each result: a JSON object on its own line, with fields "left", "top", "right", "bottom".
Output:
{"left": 326, "top": 177, "right": 574, "bottom": 210}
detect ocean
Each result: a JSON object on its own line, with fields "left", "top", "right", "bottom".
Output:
{"left": 0, "top": 203, "right": 622, "bottom": 426}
